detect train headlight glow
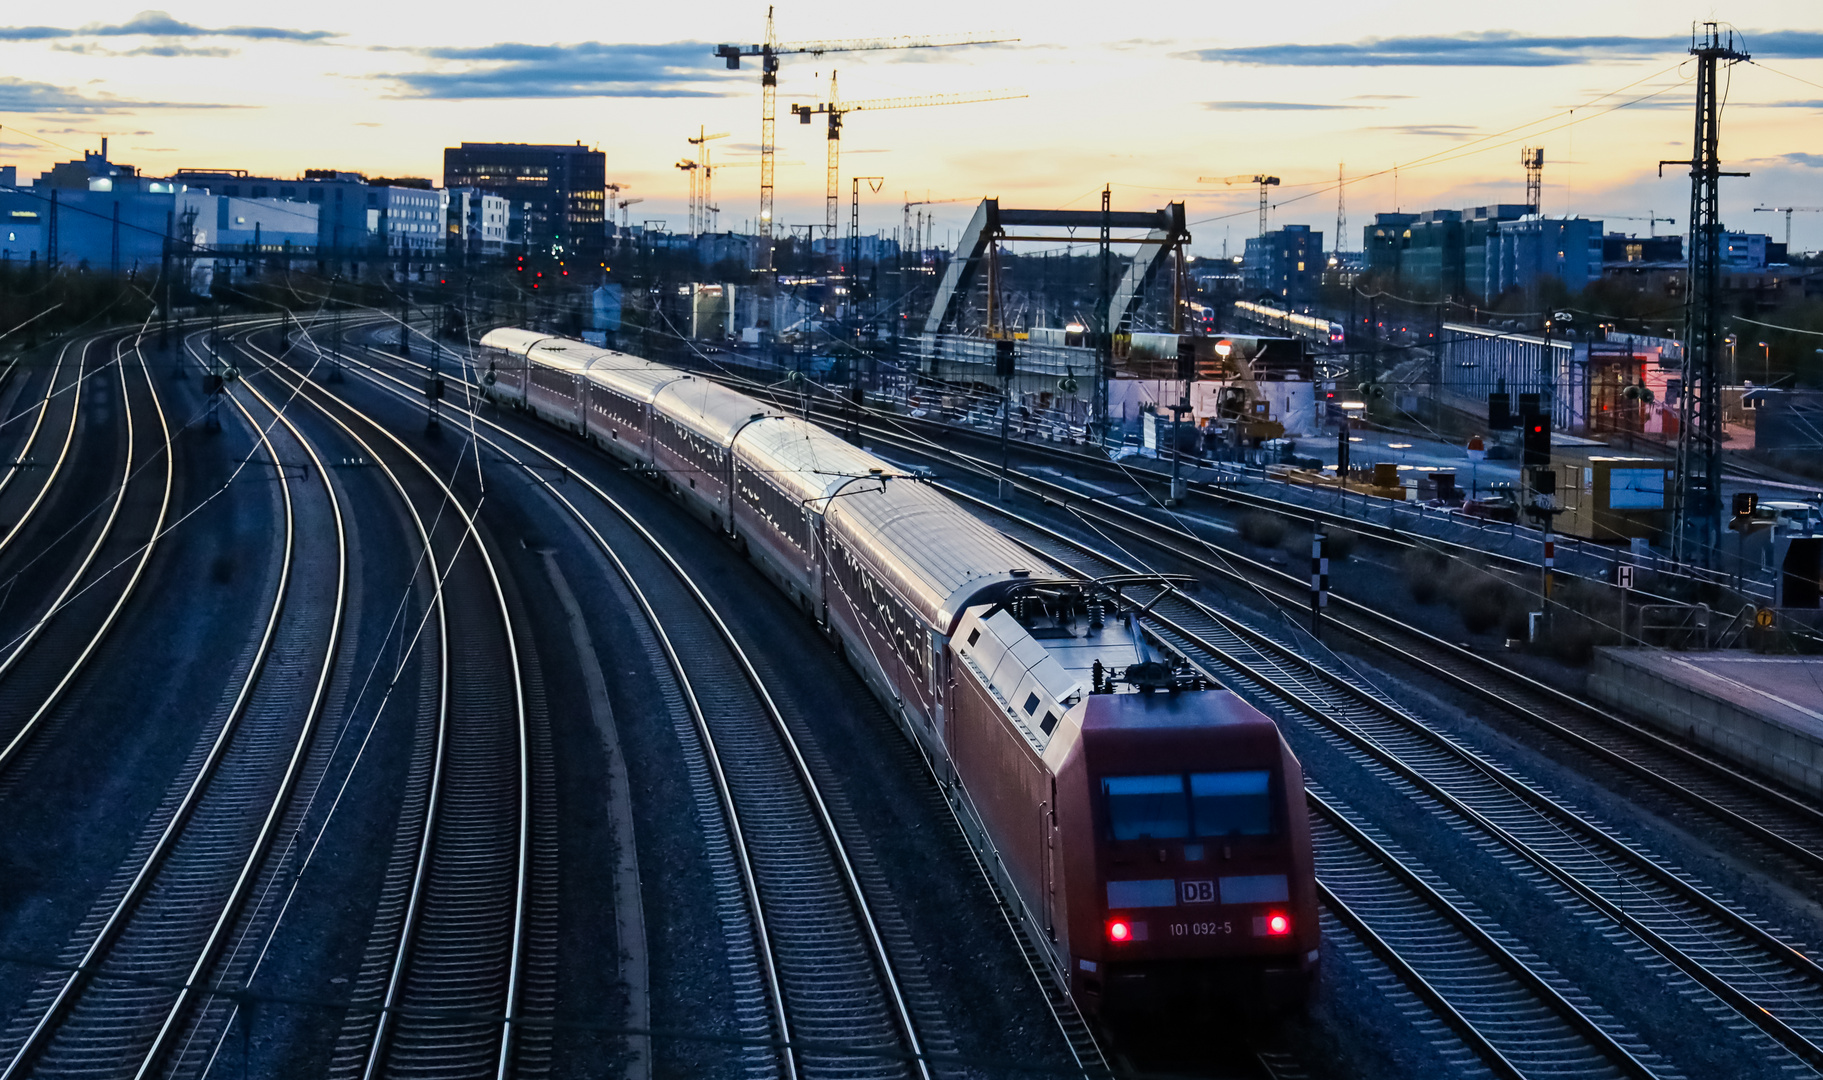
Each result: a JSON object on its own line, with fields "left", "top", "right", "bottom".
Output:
{"left": 1267, "top": 913, "right": 1291, "bottom": 936}
{"left": 1107, "top": 919, "right": 1132, "bottom": 943}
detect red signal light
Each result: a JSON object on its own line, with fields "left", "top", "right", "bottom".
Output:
{"left": 1107, "top": 919, "right": 1131, "bottom": 943}
{"left": 1266, "top": 913, "right": 1291, "bottom": 936}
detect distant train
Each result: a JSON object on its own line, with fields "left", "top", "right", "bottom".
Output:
{"left": 1234, "top": 301, "right": 1345, "bottom": 346}
{"left": 478, "top": 328, "right": 1320, "bottom": 1018}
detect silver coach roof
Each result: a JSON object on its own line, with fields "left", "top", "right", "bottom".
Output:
{"left": 734, "top": 415, "right": 891, "bottom": 505}
{"left": 478, "top": 327, "right": 556, "bottom": 357}
{"left": 653, "top": 376, "right": 772, "bottom": 446}
{"left": 827, "top": 478, "right": 1055, "bottom": 633}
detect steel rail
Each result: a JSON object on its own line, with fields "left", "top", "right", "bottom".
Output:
{"left": 0, "top": 333, "right": 176, "bottom": 775}
{"left": 243, "top": 332, "right": 529, "bottom": 1080}
{"left": 0, "top": 331, "right": 290, "bottom": 1080}
{"left": 955, "top": 486, "right": 1823, "bottom": 1072}
{"left": 308, "top": 330, "right": 942, "bottom": 1080}
{"left": 0, "top": 333, "right": 103, "bottom": 678}
{"left": 0, "top": 335, "right": 76, "bottom": 535}
{"left": 1310, "top": 788, "right": 1658, "bottom": 1080}
{"left": 126, "top": 329, "right": 350, "bottom": 1079}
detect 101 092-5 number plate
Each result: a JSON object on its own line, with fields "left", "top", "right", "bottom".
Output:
{"left": 1167, "top": 921, "right": 1234, "bottom": 937}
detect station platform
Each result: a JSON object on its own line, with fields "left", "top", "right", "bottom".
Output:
{"left": 1588, "top": 649, "right": 1823, "bottom": 799}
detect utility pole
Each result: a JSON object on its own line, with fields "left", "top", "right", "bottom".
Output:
{"left": 160, "top": 210, "right": 173, "bottom": 357}
{"left": 1096, "top": 185, "right": 1112, "bottom": 448}
{"left": 1335, "top": 162, "right": 1346, "bottom": 258}
{"left": 1660, "top": 22, "right": 1749, "bottom": 567}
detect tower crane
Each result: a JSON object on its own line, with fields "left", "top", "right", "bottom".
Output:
{"left": 698, "top": 158, "right": 804, "bottom": 237}
{"left": 1604, "top": 212, "right": 1676, "bottom": 237}
{"left": 792, "top": 71, "right": 1022, "bottom": 243}
{"left": 714, "top": 8, "right": 1015, "bottom": 273}
{"left": 607, "top": 182, "right": 631, "bottom": 250}
{"left": 686, "top": 128, "right": 729, "bottom": 237}
{"left": 616, "top": 197, "right": 644, "bottom": 235}
{"left": 1198, "top": 174, "right": 1281, "bottom": 237}
{"left": 675, "top": 159, "right": 701, "bottom": 236}
{"left": 1754, "top": 205, "right": 1823, "bottom": 248}
{"left": 902, "top": 195, "right": 972, "bottom": 260}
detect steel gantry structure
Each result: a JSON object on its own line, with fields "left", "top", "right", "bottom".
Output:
{"left": 1659, "top": 21, "right": 1750, "bottom": 566}
{"left": 714, "top": 9, "right": 1014, "bottom": 276}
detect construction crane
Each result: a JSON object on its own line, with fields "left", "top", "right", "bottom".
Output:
{"left": 699, "top": 158, "right": 803, "bottom": 236}
{"left": 607, "top": 183, "right": 631, "bottom": 251}
{"left": 902, "top": 195, "right": 972, "bottom": 261}
{"left": 1604, "top": 212, "right": 1677, "bottom": 237}
{"left": 616, "top": 197, "right": 644, "bottom": 235}
{"left": 685, "top": 128, "right": 729, "bottom": 237}
{"left": 792, "top": 71, "right": 1022, "bottom": 242}
{"left": 714, "top": 7, "right": 1015, "bottom": 273}
{"left": 675, "top": 159, "right": 701, "bottom": 236}
{"left": 1199, "top": 174, "right": 1281, "bottom": 237}
{"left": 1754, "top": 205, "right": 1823, "bottom": 247}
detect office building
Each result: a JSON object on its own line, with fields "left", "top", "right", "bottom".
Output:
{"left": 443, "top": 142, "right": 606, "bottom": 262}
{"left": 1486, "top": 217, "right": 1604, "bottom": 297}
{"left": 1242, "top": 224, "right": 1322, "bottom": 302}
{"left": 447, "top": 187, "right": 510, "bottom": 261}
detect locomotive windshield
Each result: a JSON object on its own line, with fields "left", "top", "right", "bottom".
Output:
{"left": 1102, "top": 775, "right": 1189, "bottom": 840}
{"left": 1102, "top": 770, "right": 1275, "bottom": 840}
{"left": 1191, "top": 771, "right": 1273, "bottom": 836}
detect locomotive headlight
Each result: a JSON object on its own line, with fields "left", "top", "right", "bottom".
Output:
{"left": 1107, "top": 919, "right": 1132, "bottom": 943}
{"left": 1266, "top": 912, "right": 1291, "bottom": 936}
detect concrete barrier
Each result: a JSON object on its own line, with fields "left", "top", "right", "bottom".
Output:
{"left": 1587, "top": 648, "right": 1823, "bottom": 800}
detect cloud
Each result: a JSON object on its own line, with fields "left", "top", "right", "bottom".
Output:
{"left": 381, "top": 41, "right": 733, "bottom": 99}
{"left": 55, "top": 40, "right": 237, "bottom": 58}
{"left": 1371, "top": 123, "right": 1481, "bottom": 139}
{"left": 1186, "top": 29, "right": 1823, "bottom": 68}
{"left": 1202, "top": 100, "right": 1367, "bottom": 111}
{"left": 1749, "top": 31, "right": 1823, "bottom": 58}
{"left": 0, "top": 76, "right": 243, "bottom": 113}
{"left": 0, "top": 10, "right": 334, "bottom": 43}
{"left": 1350, "top": 93, "right": 1413, "bottom": 100}
{"left": 1772, "top": 151, "right": 1823, "bottom": 168}
{"left": 1183, "top": 31, "right": 1679, "bottom": 67}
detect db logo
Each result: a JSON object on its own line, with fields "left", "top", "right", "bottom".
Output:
{"left": 1180, "top": 880, "right": 1217, "bottom": 904}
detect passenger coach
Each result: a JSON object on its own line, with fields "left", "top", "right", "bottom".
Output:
{"left": 479, "top": 328, "right": 1320, "bottom": 1017}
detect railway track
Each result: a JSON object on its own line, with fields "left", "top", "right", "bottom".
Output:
{"left": 951, "top": 484, "right": 1823, "bottom": 1073}
{"left": 846, "top": 423, "right": 1823, "bottom": 882}
{"left": 0, "top": 333, "right": 342, "bottom": 1079}
{"left": 0, "top": 329, "right": 174, "bottom": 779}
{"left": 277, "top": 326, "right": 995, "bottom": 1080}
{"left": 243, "top": 334, "right": 534, "bottom": 1080}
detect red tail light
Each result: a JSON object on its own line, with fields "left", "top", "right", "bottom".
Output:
{"left": 1266, "top": 912, "right": 1291, "bottom": 936}
{"left": 1107, "top": 919, "right": 1132, "bottom": 943}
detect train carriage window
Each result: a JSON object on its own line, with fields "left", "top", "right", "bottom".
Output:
{"left": 1191, "top": 771, "right": 1273, "bottom": 837}
{"left": 1102, "top": 775, "right": 1189, "bottom": 840}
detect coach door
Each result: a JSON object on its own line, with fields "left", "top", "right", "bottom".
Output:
{"left": 1043, "top": 775, "right": 1058, "bottom": 939}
